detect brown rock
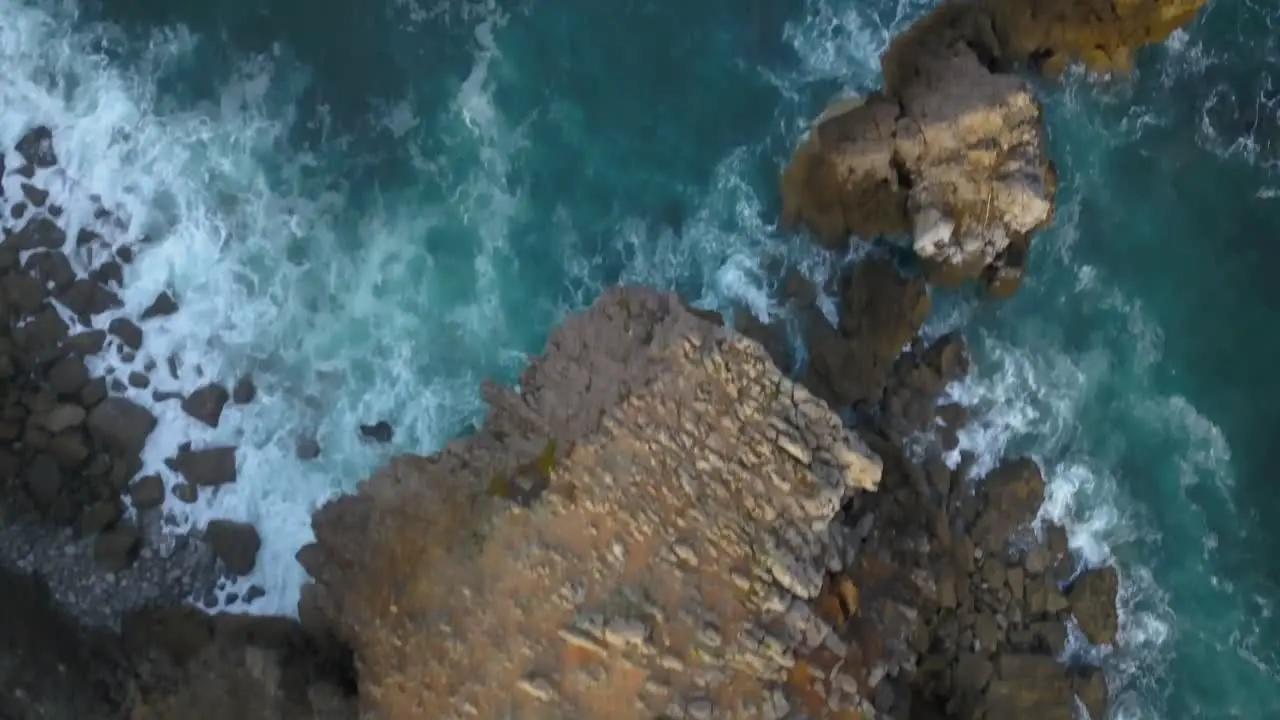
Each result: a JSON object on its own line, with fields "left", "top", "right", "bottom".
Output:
{"left": 983, "top": 653, "right": 1078, "bottom": 720}
{"left": 19, "top": 183, "right": 49, "bottom": 207}
{"left": 166, "top": 446, "right": 237, "bottom": 487}
{"left": 39, "top": 403, "right": 86, "bottom": 433}
{"left": 48, "top": 431, "right": 92, "bottom": 469}
{"left": 182, "top": 384, "right": 230, "bottom": 428}
{"left": 971, "top": 457, "right": 1045, "bottom": 553}
{"left": 129, "top": 474, "right": 166, "bottom": 510}
{"left": 297, "top": 287, "right": 883, "bottom": 718}
{"left": 1073, "top": 667, "right": 1109, "bottom": 719}
{"left": 79, "top": 377, "right": 108, "bottom": 408}
{"left": 1066, "top": 566, "right": 1120, "bottom": 645}
{"left": 87, "top": 397, "right": 157, "bottom": 457}
{"left": 128, "top": 372, "right": 151, "bottom": 389}
{"left": 90, "top": 261, "right": 123, "bottom": 288}
{"left": 108, "top": 317, "right": 144, "bottom": 350}
{"left": 2, "top": 271, "right": 46, "bottom": 314}
{"left": 47, "top": 356, "right": 90, "bottom": 396}
{"left": 65, "top": 329, "right": 108, "bottom": 356}
{"left": 173, "top": 483, "right": 199, "bottom": 504}
{"left": 204, "top": 520, "right": 262, "bottom": 576}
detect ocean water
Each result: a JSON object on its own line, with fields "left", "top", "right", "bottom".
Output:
{"left": 0, "top": 0, "right": 1276, "bottom": 716}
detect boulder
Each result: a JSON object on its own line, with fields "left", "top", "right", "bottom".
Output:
{"left": 141, "top": 291, "right": 178, "bottom": 320}
{"left": 203, "top": 520, "right": 262, "bottom": 576}
{"left": 780, "top": 0, "right": 1208, "bottom": 292}
{"left": 87, "top": 398, "right": 157, "bottom": 457}
{"left": 297, "top": 287, "right": 884, "bottom": 718}
{"left": 357, "top": 421, "right": 393, "bottom": 443}
{"left": 166, "top": 446, "right": 237, "bottom": 487}
{"left": 182, "top": 384, "right": 230, "bottom": 428}
{"left": 93, "top": 522, "right": 140, "bottom": 572}
{"left": 128, "top": 474, "right": 166, "bottom": 510}
{"left": 15, "top": 125, "right": 58, "bottom": 168}
{"left": 108, "top": 317, "right": 143, "bottom": 350}
{"left": 1067, "top": 566, "right": 1120, "bottom": 645}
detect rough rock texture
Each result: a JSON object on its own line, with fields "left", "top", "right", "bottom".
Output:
{"left": 298, "top": 287, "right": 885, "bottom": 719}
{"left": 780, "top": 0, "right": 1207, "bottom": 293}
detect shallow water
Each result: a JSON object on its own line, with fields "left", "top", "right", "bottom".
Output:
{"left": 2, "top": 0, "right": 1279, "bottom": 715}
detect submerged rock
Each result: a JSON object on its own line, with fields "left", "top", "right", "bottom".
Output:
{"left": 298, "top": 287, "right": 883, "bottom": 718}
{"left": 357, "top": 420, "right": 393, "bottom": 443}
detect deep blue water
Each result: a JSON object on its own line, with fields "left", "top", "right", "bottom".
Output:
{"left": 2, "top": 0, "right": 1278, "bottom": 715}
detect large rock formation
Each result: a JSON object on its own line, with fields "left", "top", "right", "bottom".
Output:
{"left": 297, "top": 287, "right": 886, "bottom": 719}
{"left": 780, "top": 0, "right": 1207, "bottom": 294}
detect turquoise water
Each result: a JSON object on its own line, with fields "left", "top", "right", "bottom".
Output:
{"left": 1, "top": 0, "right": 1277, "bottom": 715}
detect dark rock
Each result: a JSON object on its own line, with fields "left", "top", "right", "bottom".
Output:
{"left": 359, "top": 421, "right": 394, "bottom": 444}
{"left": 232, "top": 375, "right": 256, "bottom": 404}
{"left": 181, "top": 383, "right": 230, "bottom": 428}
{"left": 57, "top": 279, "right": 122, "bottom": 317}
{"left": 90, "top": 261, "right": 124, "bottom": 289}
{"left": 20, "top": 183, "right": 49, "bottom": 207}
{"left": 64, "top": 329, "right": 108, "bottom": 356}
{"left": 77, "top": 498, "right": 124, "bottom": 536}
{"left": 86, "top": 397, "right": 157, "bottom": 457}
{"left": 2, "top": 271, "right": 47, "bottom": 314}
{"left": 1066, "top": 566, "right": 1119, "bottom": 645}
{"left": 79, "top": 377, "right": 108, "bottom": 408}
{"left": 39, "top": 403, "right": 86, "bottom": 433}
{"left": 23, "top": 453, "right": 61, "bottom": 508}
{"left": 22, "top": 250, "right": 75, "bottom": 293}
{"left": 107, "top": 454, "right": 143, "bottom": 493}
{"left": 108, "top": 317, "right": 143, "bottom": 350}
{"left": 16, "top": 125, "right": 58, "bottom": 168}
{"left": 48, "top": 431, "right": 91, "bottom": 469}
{"left": 166, "top": 446, "right": 237, "bottom": 487}
{"left": 9, "top": 216, "right": 65, "bottom": 251}
{"left": 17, "top": 306, "right": 69, "bottom": 357}
{"left": 141, "top": 291, "right": 178, "bottom": 320}
{"left": 296, "top": 435, "right": 321, "bottom": 460}
{"left": 48, "top": 355, "right": 90, "bottom": 396}
{"left": 204, "top": 520, "right": 262, "bottom": 576}
{"left": 93, "top": 523, "right": 140, "bottom": 572}
{"left": 115, "top": 245, "right": 134, "bottom": 264}
{"left": 152, "top": 390, "right": 183, "bottom": 403}
{"left": 76, "top": 228, "right": 102, "bottom": 248}
{"left": 128, "top": 474, "right": 166, "bottom": 510}
{"left": 8, "top": 202, "right": 26, "bottom": 220}
{"left": 127, "top": 372, "right": 150, "bottom": 390}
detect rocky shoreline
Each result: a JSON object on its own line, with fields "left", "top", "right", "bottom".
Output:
{"left": 0, "top": 0, "right": 1205, "bottom": 718}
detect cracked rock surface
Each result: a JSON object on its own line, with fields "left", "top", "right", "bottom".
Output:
{"left": 298, "top": 287, "right": 884, "bottom": 719}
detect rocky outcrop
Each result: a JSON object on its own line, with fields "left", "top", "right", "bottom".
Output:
{"left": 297, "top": 287, "right": 885, "bottom": 719}
{"left": 780, "top": 0, "right": 1206, "bottom": 293}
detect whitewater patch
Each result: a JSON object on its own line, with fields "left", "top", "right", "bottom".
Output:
{"left": 0, "top": 0, "right": 543, "bottom": 616}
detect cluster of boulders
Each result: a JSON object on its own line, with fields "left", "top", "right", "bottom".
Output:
{"left": 0, "top": 127, "right": 262, "bottom": 587}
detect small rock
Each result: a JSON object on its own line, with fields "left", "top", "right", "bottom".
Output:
{"left": 129, "top": 474, "right": 166, "bottom": 510}
{"left": 141, "top": 291, "right": 178, "bottom": 320}
{"left": 64, "top": 329, "right": 108, "bottom": 356}
{"left": 20, "top": 183, "right": 49, "bottom": 207}
{"left": 40, "top": 403, "right": 86, "bottom": 433}
{"left": 359, "top": 420, "right": 394, "bottom": 444}
{"left": 90, "top": 261, "right": 124, "bottom": 288}
{"left": 232, "top": 375, "right": 256, "bottom": 404}
{"left": 108, "top": 317, "right": 143, "bottom": 350}
{"left": 16, "top": 125, "right": 58, "bottom": 168}
{"left": 48, "top": 356, "right": 90, "bottom": 396}
{"left": 166, "top": 445, "right": 237, "bottom": 487}
{"left": 204, "top": 520, "right": 261, "bottom": 576}
{"left": 296, "top": 435, "right": 321, "bottom": 460}
{"left": 182, "top": 383, "right": 230, "bottom": 428}
{"left": 127, "top": 372, "right": 150, "bottom": 389}
{"left": 173, "top": 483, "right": 198, "bottom": 504}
